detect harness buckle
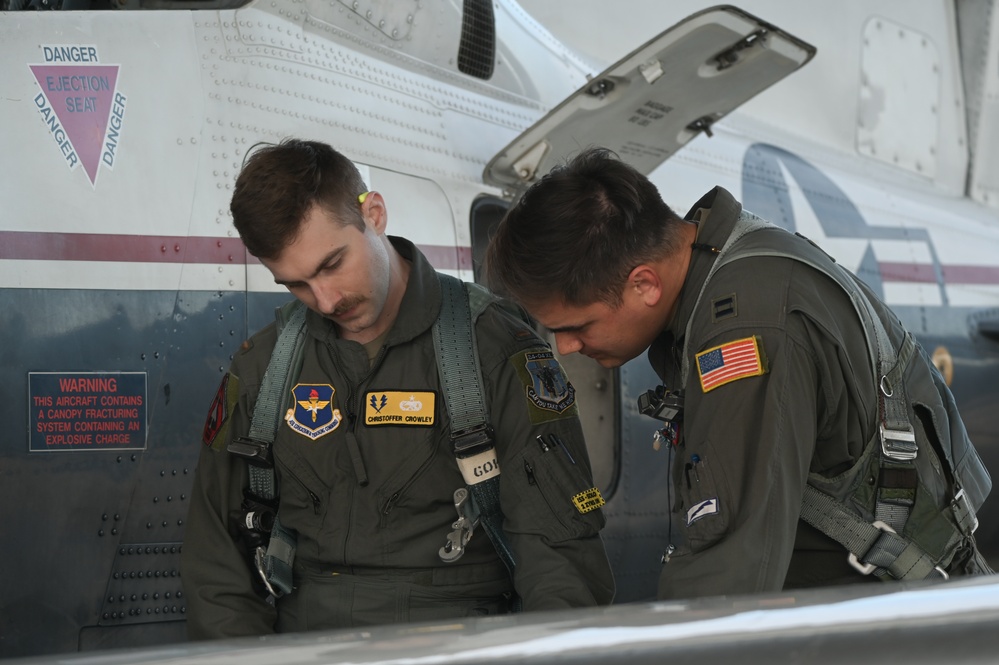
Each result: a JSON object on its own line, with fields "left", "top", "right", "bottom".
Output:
{"left": 952, "top": 488, "right": 980, "bottom": 534}
{"left": 254, "top": 546, "right": 281, "bottom": 597}
{"left": 848, "top": 520, "right": 896, "bottom": 575}
{"left": 451, "top": 424, "right": 494, "bottom": 456}
{"left": 879, "top": 424, "right": 918, "bottom": 461}
{"left": 228, "top": 437, "right": 274, "bottom": 467}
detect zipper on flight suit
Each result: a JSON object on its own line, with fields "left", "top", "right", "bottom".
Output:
{"left": 327, "top": 339, "right": 390, "bottom": 563}
{"left": 277, "top": 461, "right": 322, "bottom": 515}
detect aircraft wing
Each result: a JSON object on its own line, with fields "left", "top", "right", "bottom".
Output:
{"left": 6, "top": 575, "right": 999, "bottom": 664}
{"left": 483, "top": 5, "right": 816, "bottom": 190}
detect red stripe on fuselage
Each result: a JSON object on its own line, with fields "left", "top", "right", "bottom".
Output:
{"left": 0, "top": 231, "right": 469, "bottom": 272}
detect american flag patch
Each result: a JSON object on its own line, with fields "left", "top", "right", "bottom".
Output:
{"left": 695, "top": 336, "right": 766, "bottom": 393}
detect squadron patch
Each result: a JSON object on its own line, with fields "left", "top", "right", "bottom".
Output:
{"left": 364, "top": 391, "right": 436, "bottom": 426}
{"left": 572, "top": 487, "right": 606, "bottom": 514}
{"left": 695, "top": 336, "right": 767, "bottom": 393}
{"left": 512, "top": 349, "right": 578, "bottom": 423}
{"left": 285, "top": 383, "right": 342, "bottom": 440}
{"left": 202, "top": 372, "right": 239, "bottom": 451}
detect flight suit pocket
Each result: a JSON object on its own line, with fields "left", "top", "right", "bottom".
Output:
{"left": 674, "top": 444, "right": 730, "bottom": 551}
{"left": 513, "top": 444, "right": 605, "bottom": 544}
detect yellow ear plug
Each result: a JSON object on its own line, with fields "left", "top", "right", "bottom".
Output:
{"left": 358, "top": 192, "right": 370, "bottom": 204}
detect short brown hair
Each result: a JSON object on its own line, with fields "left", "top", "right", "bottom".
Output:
{"left": 485, "top": 148, "right": 685, "bottom": 307}
{"left": 230, "top": 139, "right": 368, "bottom": 259}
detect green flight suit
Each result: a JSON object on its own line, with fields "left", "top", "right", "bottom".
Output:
{"left": 181, "top": 237, "right": 614, "bottom": 639}
{"left": 651, "top": 187, "right": 989, "bottom": 599}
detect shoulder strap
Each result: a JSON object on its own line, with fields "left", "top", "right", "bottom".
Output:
{"left": 229, "top": 299, "right": 308, "bottom": 598}
{"left": 433, "top": 273, "right": 518, "bottom": 577}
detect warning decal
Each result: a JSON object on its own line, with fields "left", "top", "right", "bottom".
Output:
{"left": 29, "top": 45, "right": 127, "bottom": 187}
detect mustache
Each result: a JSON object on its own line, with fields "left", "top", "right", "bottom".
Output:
{"left": 332, "top": 296, "right": 364, "bottom": 317}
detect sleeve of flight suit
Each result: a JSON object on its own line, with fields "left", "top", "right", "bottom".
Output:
{"left": 476, "top": 304, "right": 615, "bottom": 609}
{"left": 657, "top": 263, "right": 828, "bottom": 600}
{"left": 180, "top": 335, "right": 278, "bottom": 639}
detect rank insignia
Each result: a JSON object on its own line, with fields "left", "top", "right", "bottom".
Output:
{"left": 695, "top": 336, "right": 767, "bottom": 393}
{"left": 285, "top": 383, "right": 342, "bottom": 440}
{"left": 202, "top": 372, "right": 239, "bottom": 451}
{"left": 514, "top": 349, "right": 578, "bottom": 423}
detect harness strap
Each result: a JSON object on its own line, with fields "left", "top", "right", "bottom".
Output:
{"left": 800, "top": 485, "right": 941, "bottom": 580}
{"left": 434, "top": 274, "right": 518, "bottom": 578}
{"left": 680, "top": 211, "right": 964, "bottom": 579}
{"left": 242, "top": 300, "right": 309, "bottom": 597}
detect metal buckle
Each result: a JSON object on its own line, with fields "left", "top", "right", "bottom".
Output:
{"left": 438, "top": 488, "right": 480, "bottom": 563}
{"left": 879, "top": 424, "right": 918, "bottom": 461}
{"left": 254, "top": 546, "right": 281, "bottom": 597}
{"left": 228, "top": 437, "right": 274, "bottom": 467}
{"left": 953, "top": 488, "right": 980, "bottom": 534}
{"left": 451, "top": 424, "right": 494, "bottom": 456}
{"left": 848, "top": 520, "right": 896, "bottom": 575}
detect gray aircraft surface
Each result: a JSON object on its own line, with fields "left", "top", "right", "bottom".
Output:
{"left": 2, "top": 0, "right": 999, "bottom": 659}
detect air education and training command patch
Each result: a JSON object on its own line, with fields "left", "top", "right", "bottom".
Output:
{"left": 285, "top": 383, "right": 342, "bottom": 440}
{"left": 695, "top": 336, "right": 767, "bottom": 393}
{"left": 512, "top": 349, "right": 578, "bottom": 424}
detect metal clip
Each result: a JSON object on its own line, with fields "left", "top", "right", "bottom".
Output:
{"left": 438, "top": 488, "right": 480, "bottom": 563}
{"left": 879, "top": 424, "right": 918, "bottom": 461}
{"left": 254, "top": 546, "right": 281, "bottom": 598}
{"left": 848, "top": 520, "right": 895, "bottom": 575}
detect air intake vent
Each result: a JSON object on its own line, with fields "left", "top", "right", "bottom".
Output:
{"left": 457, "top": 0, "right": 495, "bottom": 80}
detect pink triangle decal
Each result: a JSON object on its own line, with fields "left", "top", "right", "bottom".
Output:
{"left": 30, "top": 65, "right": 120, "bottom": 186}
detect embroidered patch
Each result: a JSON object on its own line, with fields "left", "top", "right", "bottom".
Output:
{"left": 696, "top": 336, "right": 766, "bottom": 393}
{"left": 711, "top": 294, "right": 737, "bottom": 322}
{"left": 285, "top": 383, "right": 342, "bottom": 440}
{"left": 572, "top": 487, "right": 606, "bottom": 514}
{"left": 511, "top": 349, "right": 578, "bottom": 424}
{"left": 364, "top": 391, "right": 436, "bottom": 426}
{"left": 202, "top": 372, "right": 239, "bottom": 451}
{"left": 686, "top": 497, "right": 719, "bottom": 525}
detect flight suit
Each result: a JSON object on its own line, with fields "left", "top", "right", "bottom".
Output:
{"left": 181, "top": 237, "right": 614, "bottom": 639}
{"left": 650, "top": 187, "right": 990, "bottom": 599}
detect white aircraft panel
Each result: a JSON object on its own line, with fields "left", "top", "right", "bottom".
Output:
{"left": 857, "top": 17, "right": 941, "bottom": 179}
{"left": 883, "top": 282, "right": 944, "bottom": 307}
{"left": 1, "top": 13, "right": 204, "bottom": 237}
{"left": 0, "top": 259, "right": 243, "bottom": 291}
{"left": 870, "top": 239, "right": 936, "bottom": 264}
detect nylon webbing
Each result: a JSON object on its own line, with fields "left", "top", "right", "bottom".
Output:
{"left": 244, "top": 300, "right": 308, "bottom": 598}
{"left": 433, "top": 275, "right": 489, "bottom": 434}
{"left": 433, "top": 274, "right": 517, "bottom": 580}
{"left": 247, "top": 302, "right": 308, "bottom": 500}
{"left": 800, "top": 485, "right": 937, "bottom": 580}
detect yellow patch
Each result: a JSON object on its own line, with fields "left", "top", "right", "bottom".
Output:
{"left": 364, "top": 391, "right": 436, "bottom": 426}
{"left": 572, "top": 487, "right": 606, "bottom": 514}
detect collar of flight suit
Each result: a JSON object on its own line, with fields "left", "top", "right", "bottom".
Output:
{"left": 301, "top": 235, "right": 444, "bottom": 349}
{"left": 647, "top": 186, "right": 743, "bottom": 382}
